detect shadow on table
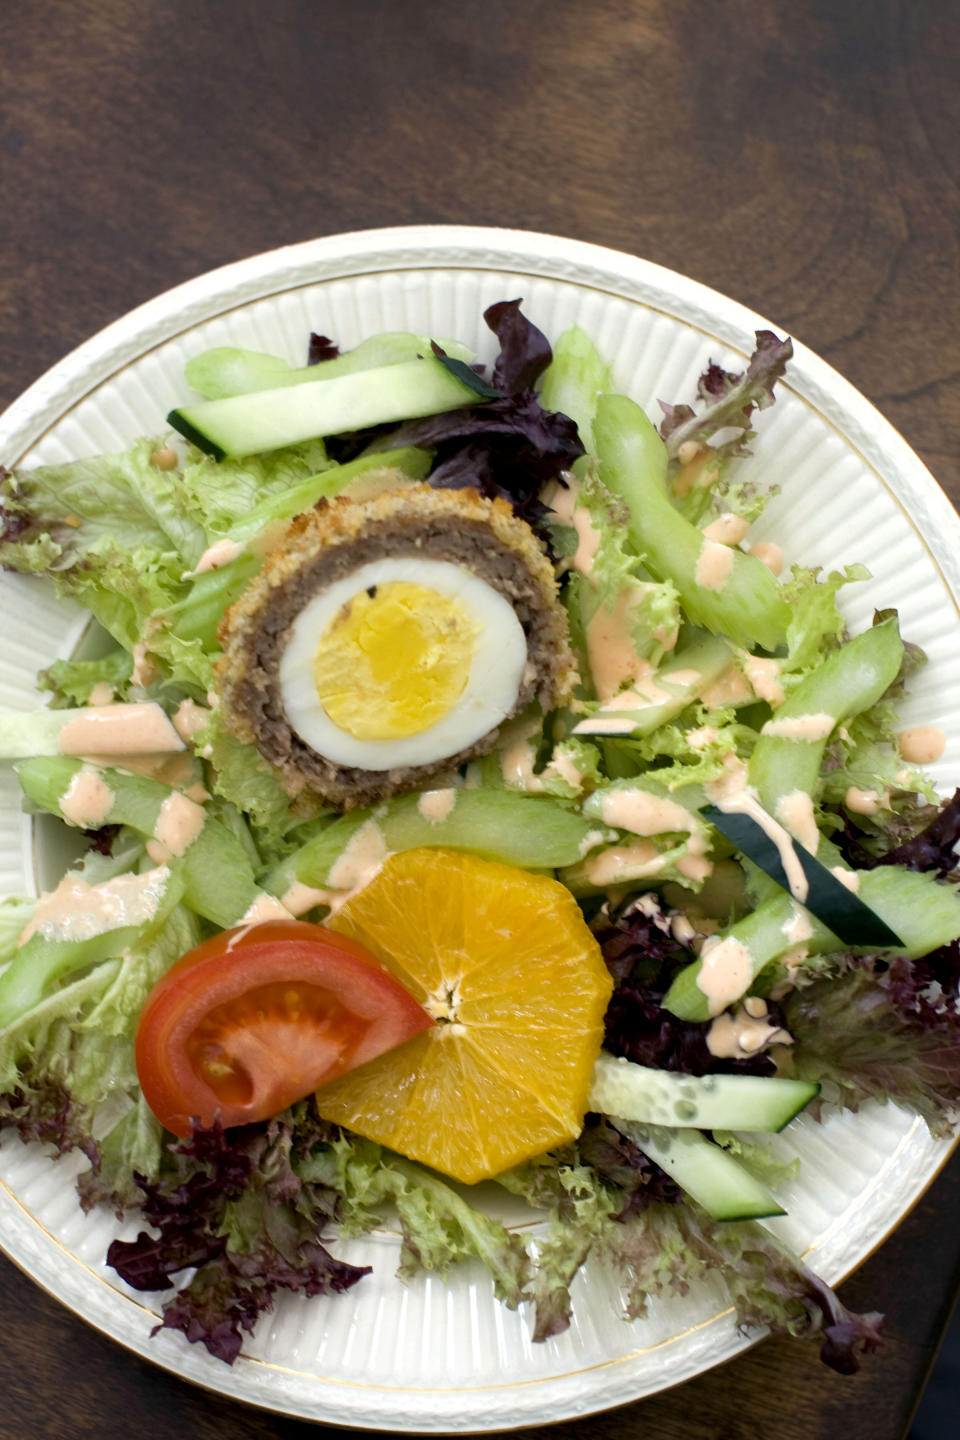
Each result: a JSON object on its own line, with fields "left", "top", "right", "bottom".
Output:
{"left": 910, "top": 1303, "right": 960, "bottom": 1438}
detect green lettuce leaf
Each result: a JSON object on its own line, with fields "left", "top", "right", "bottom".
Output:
{"left": 300, "top": 1132, "right": 532, "bottom": 1307}
{"left": 179, "top": 439, "right": 331, "bottom": 535}
{"left": 0, "top": 438, "right": 208, "bottom": 570}
{"left": 780, "top": 565, "right": 870, "bottom": 676}
{"left": 197, "top": 707, "right": 327, "bottom": 856}
{"left": 38, "top": 648, "right": 133, "bottom": 706}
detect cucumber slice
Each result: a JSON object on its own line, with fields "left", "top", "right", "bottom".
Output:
{"left": 613, "top": 1118, "right": 786, "bottom": 1220}
{"left": 168, "top": 357, "right": 482, "bottom": 459}
{"left": 589, "top": 1051, "right": 818, "bottom": 1132}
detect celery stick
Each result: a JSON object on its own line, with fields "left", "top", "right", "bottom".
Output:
{"left": 749, "top": 617, "right": 903, "bottom": 820}
{"left": 593, "top": 394, "right": 790, "bottom": 651}
{"left": 185, "top": 335, "right": 474, "bottom": 400}
{"left": 0, "top": 933, "right": 135, "bottom": 1029}
{"left": 0, "top": 897, "right": 35, "bottom": 963}
{"left": 0, "top": 865, "right": 184, "bottom": 1028}
{"left": 15, "top": 758, "right": 263, "bottom": 930}
{"left": 663, "top": 863, "right": 960, "bottom": 1021}
{"left": 539, "top": 326, "right": 613, "bottom": 454}
{"left": 265, "top": 789, "right": 615, "bottom": 896}
{"left": 663, "top": 891, "right": 834, "bottom": 1021}
{"left": 224, "top": 446, "right": 433, "bottom": 546}
{"left": 572, "top": 632, "right": 733, "bottom": 738}
{"left": 0, "top": 702, "right": 184, "bottom": 760}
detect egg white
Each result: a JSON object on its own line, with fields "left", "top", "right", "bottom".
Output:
{"left": 278, "top": 556, "right": 528, "bottom": 771}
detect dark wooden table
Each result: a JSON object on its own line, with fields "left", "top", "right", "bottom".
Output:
{"left": 2, "top": 2, "right": 960, "bottom": 1436}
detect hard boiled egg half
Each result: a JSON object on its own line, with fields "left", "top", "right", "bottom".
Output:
{"left": 278, "top": 556, "right": 529, "bottom": 770}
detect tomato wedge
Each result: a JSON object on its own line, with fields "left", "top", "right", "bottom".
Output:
{"left": 135, "top": 918, "right": 434, "bottom": 1137}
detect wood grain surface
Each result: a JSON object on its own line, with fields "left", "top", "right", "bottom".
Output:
{"left": 2, "top": 3, "right": 960, "bottom": 1437}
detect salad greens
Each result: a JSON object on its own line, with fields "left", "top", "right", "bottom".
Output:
{"left": 0, "top": 299, "right": 958, "bottom": 1379}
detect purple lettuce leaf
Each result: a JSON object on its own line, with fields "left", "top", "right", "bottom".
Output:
{"left": 876, "top": 787, "right": 960, "bottom": 877}
{"left": 373, "top": 299, "right": 584, "bottom": 540}
{"left": 106, "top": 1112, "right": 369, "bottom": 1364}
{"left": 0, "top": 1080, "right": 98, "bottom": 1168}
{"left": 659, "top": 330, "right": 793, "bottom": 462}
{"left": 576, "top": 1115, "right": 682, "bottom": 1216}
{"left": 307, "top": 333, "right": 339, "bottom": 365}
{"left": 782, "top": 954, "right": 960, "bottom": 1137}
{"left": 598, "top": 1202, "right": 883, "bottom": 1374}
{"left": 593, "top": 896, "right": 780, "bottom": 1077}
{"left": 484, "top": 298, "right": 554, "bottom": 394}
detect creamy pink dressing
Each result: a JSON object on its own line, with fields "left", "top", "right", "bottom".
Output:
{"left": 500, "top": 738, "right": 541, "bottom": 790}
{"left": 19, "top": 867, "right": 169, "bottom": 946}
{"left": 782, "top": 902, "right": 814, "bottom": 945}
{"left": 173, "top": 699, "right": 211, "bottom": 743}
{"left": 417, "top": 788, "right": 457, "bottom": 823}
{"left": 131, "top": 640, "right": 160, "bottom": 688}
{"left": 897, "top": 725, "right": 946, "bottom": 765}
{"left": 749, "top": 541, "right": 784, "bottom": 575}
{"left": 586, "top": 594, "right": 654, "bottom": 701}
{"left": 327, "top": 819, "right": 388, "bottom": 894}
{"left": 194, "top": 537, "right": 245, "bottom": 574}
{"left": 572, "top": 714, "right": 637, "bottom": 736}
{"left": 664, "top": 668, "right": 703, "bottom": 688}
{"left": 707, "top": 760, "right": 810, "bottom": 902}
{"left": 706, "top": 1001, "right": 792, "bottom": 1059}
{"left": 675, "top": 853, "right": 714, "bottom": 882}
{"left": 702, "top": 513, "right": 750, "bottom": 546}
{"left": 152, "top": 791, "right": 206, "bottom": 858}
{"left": 686, "top": 724, "right": 719, "bottom": 751}
{"left": 58, "top": 702, "right": 184, "bottom": 757}
{"left": 761, "top": 712, "right": 835, "bottom": 742}
{"left": 742, "top": 655, "right": 785, "bottom": 708}
{"left": 673, "top": 449, "right": 715, "bottom": 496}
{"left": 676, "top": 440, "right": 702, "bottom": 468}
{"left": 547, "top": 476, "right": 603, "bottom": 578}
{"left": 548, "top": 747, "right": 585, "bottom": 790}
{"left": 671, "top": 912, "right": 697, "bottom": 945}
{"left": 700, "top": 665, "right": 753, "bottom": 709}
{"left": 280, "top": 881, "right": 337, "bottom": 916}
{"left": 87, "top": 681, "right": 115, "bottom": 706}
{"left": 845, "top": 785, "right": 886, "bottom": 816}
{"left": 149, "top": 445, "right": 178, "bottom": 470}
{"left": 239, "top": 893, "right": 294, "bottom": 924}
{"left": 831, "top": 866, "right": 860, "bottom": 893}
{"left": 694, "top": 538, "right": 734, "bottom": 591}
{"left": 60, "top": 766, "right": 115, "bottom": 829}
{"left": 599, "top": 788, "right": 695, "bottom": 836}
{"left": 86, "top": 751, "right": 199, "bottom": 790}
{"left": 695, "top": 934, "right": 754, "bottom": 1015}
{"left": 582, "top": 841, "right": 665, "bottom": 887}
{"left": 775, "top": 789, "right": 819, "bottom": 855}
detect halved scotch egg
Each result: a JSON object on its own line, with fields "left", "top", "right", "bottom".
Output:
{"left": 216, "top": 484, "right": 578, "bottom": 810}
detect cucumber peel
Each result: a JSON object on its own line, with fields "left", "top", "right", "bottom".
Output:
{"left": 589, "top": 1051, "right": 818, "bottom": 1132}
{"left": 169, "top": 356, "right": 484, "bottom": 459}
{"left": 612, "top": 1117, "right": 786, "bottom": 1220}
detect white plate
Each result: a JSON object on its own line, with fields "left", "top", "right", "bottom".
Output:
{"left": 1, "top": 226, "right": 958, "bottom": 1431}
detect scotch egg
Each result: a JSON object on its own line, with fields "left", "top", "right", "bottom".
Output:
{"left": 216, "top": 484, "right": 578, "bottom": 809}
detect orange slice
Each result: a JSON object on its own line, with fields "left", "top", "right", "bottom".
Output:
{"left": 314, "top": 848, "right": 612, "bottom": 1184}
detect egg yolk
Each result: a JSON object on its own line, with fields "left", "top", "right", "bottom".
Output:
{"left": 312, "top": 581, "right": 481, "bottom": 740}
